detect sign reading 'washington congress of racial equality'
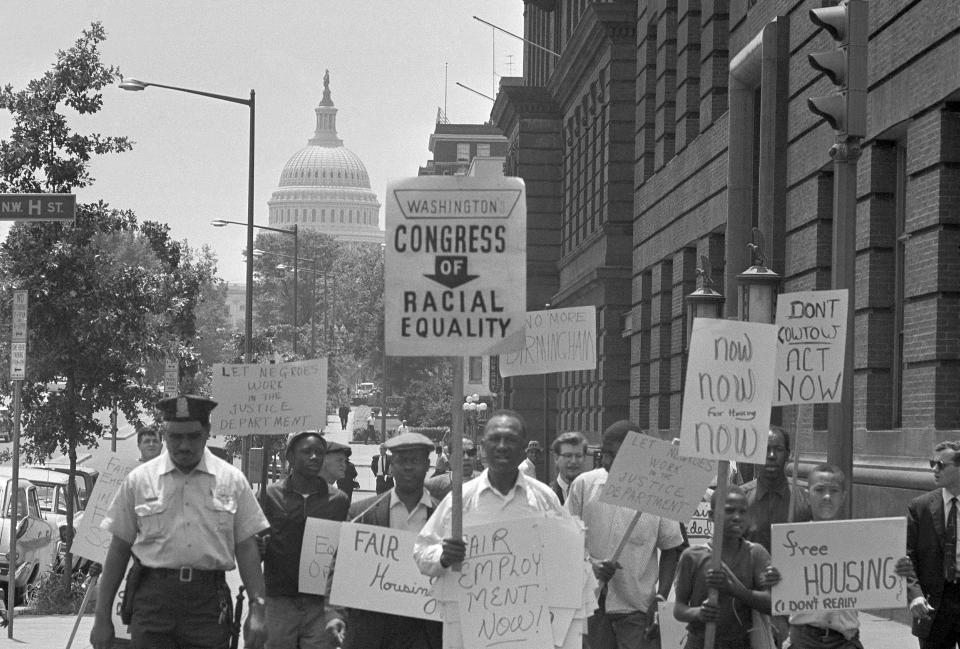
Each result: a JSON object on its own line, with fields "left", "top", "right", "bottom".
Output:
{"left": 385, "top": 176, "right": 527, "bottom": 356}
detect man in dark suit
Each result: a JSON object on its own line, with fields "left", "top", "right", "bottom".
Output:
{"left": 339, "top": 432, "right": 442, "bottom": 649}
{"left": 549, "top": 431, "right": 587, "bottom": 505}
{"left": 907, "top": 440, "right": 960, "bottom": 649}
{"left": 371, "top": 444, "right": 394, "bottom": 494}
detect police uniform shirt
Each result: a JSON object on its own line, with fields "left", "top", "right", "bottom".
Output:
{"left": 103, "top": 447, "right": 268, "bottom": 570}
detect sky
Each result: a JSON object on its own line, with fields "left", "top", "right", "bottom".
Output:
{"left": 0, "top": 1, "right": 525, "bottom": 283}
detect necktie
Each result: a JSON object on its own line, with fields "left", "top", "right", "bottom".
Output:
{"left": 947, "top": 497, "right": 957, "bottom": 582}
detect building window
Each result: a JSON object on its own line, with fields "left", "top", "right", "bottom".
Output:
{"left": 892, "top": 143, "right": 906, "bottom": 428}
{"left": 468, "top": 356, "right": 483, "bottom": 382}
{"left": 457, "top": 143, "right": 470, "bottom": 161}
{"left": 477, "top": 144, "right": 490, "bottom": 157}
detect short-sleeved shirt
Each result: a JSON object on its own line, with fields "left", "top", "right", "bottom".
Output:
{"left": 566, "top": 468, "right": 685, "bottom": 614}
{"left": 102, "top": 448, "right": 268, "bottom": 571}
{"left": 674, "top": 539, "right": 771, "bottom": 649}
{"left": 261, "top": 476, "right": 350, "bottom": 597}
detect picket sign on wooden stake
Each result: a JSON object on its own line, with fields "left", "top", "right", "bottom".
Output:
{"left": 703, "top": 460, "right": 730, "bottom": 649}
{"left": 65, "top": 573, "right": 98, "bottom": 649}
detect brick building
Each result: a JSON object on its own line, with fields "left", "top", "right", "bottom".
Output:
{"left": 490, "top": 0, "right": 960, "bottom": 512}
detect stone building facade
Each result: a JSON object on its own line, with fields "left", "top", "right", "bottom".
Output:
{"left": 491, "top": 0, "right": 960, "bottom": 512}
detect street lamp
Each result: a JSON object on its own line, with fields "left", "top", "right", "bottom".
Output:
{"left": 122, "top": 78, "right": 256, "bottom": 477}
{"left": 737, "top": 228, "right": 781, "bottom": 324}
{"left": 212, "top": 220, "right": 299, "bottom": 354}
{"left": 256, "top": 248, "right": 330, "bottom": 357}
{"left": 685, "top": 255, "right": 725, "bottom": 347}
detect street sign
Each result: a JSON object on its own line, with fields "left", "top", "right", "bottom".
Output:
{"left": 163, "top": 357, "right": 179, "bottom": 397}
{"left": 488, "top": 355, "right": 501, "bottom": 393}
{"left": 10, "top": 290, "right": 27, "bottom": 380}
{"left": 0, "top": 193, "right": 76, "bottom": 222}
{"left": 385, "top": 176, "right": 527, "bottom": 356}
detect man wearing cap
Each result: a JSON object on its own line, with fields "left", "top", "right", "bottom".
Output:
{"left": 320, "top": 440, "right": 352, "bottom": 496}
{"left": 261, "top": 431, "right": 350, "bottom": 649}
{"left": 423, "top": 437, "right": 479, "bottom": 501}
{"left": 414, "top": 410, "right": 568, "bottom": 578}
{"left": 91, "top": 395, "right": 270, "bottom": 649}
{"left": 519, "top": 440, "right": 542, "bottom": 480}
{"left": 566, "top": 420, "right": 685, "bottom": 649}
{"left": 335, "top": 433, "right": 442, "bottom": 649}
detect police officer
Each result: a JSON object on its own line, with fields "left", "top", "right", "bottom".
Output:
{"left": 90, "top": 395, "right": 270, "bottom": 649}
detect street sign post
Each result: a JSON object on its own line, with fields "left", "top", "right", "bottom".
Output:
{"left": 0, "top": 193, "right": 76, "bottom": 222}
{"left": 7, "top": 290, "right": 27, "bottom": 636}
{"left": 384, "top": 176, "right": 527, "bottom": 356}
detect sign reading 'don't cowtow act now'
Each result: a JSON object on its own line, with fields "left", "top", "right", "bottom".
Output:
{"left": 210, "top": 358, "right": 328, "bottom": 436}
{"left": 385, "top": 176, "right": 527, "bottom": 356}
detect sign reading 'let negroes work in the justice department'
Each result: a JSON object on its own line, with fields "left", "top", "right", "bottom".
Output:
{"left": 385, "top": 176, "right": 527, "bottom": 356}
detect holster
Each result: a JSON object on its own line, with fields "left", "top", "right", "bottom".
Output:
{"left": 120, "top": 555, "right": 144, "bottom": 625}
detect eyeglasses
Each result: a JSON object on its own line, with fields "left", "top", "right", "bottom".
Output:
{"left": 930, "top": 459, "right": 957, "bottom": 470}
{"left": 558, "top": 453, "right": 584, "bottom": 460}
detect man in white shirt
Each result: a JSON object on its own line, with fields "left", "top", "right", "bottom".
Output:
{"left": 566, "top": 420, "right": 685, "bottom": 649}
{"left": 518, "top": 440, "right": 542, "bottom": 480}
{"left": 414, "top": 410, "right": 567, "bottom": 577}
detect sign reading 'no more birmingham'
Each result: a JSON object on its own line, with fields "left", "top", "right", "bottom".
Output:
{"left": 385, "top": 176, "right": 527, "bottom": 356}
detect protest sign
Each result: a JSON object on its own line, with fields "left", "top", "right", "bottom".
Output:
{"left": 453, "top": 520, "right": 552, "bottom": 649}
{"left": 685, "top": 500, "right": 713, "bottom": 546}
{"left": 298, "top": 518, "right": 342, "bottom": 596}
{"left": 658, "top": 601, "right": 686, "bottom": 649}
{"left": 600, "top": 432, "right": 716, "bottom": 523}
{"left": 495, "top": 306, "right": 596, "bottom": 377}
{"left": 679, "top": 318, "right": 778, "bottom": 463}
{"left": 329, "top": 523, "right": 442, "bottom": 621}
{"left": 210, "top": 358, "right": 327, "bottom": 436}
{"left": 771, "top": 517, "right": 907, "bottom": 613}
{"left": 539, "top": 517, "right": 584, "bottom": 609}
{"left": 385, "top": 175, "right": 527, "bottom": 357}
{"left": 71, "top": 455, "right": 138, "bottom": 563}
{"left": 773, "top": 289, "right": 848, "bottom": 406}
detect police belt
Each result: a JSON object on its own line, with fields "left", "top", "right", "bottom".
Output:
{"left": 144, "top": 567, "right": 226, "bottom": 583}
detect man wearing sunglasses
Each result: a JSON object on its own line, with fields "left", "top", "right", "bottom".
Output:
{"left": 907, "top": 440, "right": 960, "bottom": 649}
{"left": 424, "top": 437, "right": 479, "bottom": 500}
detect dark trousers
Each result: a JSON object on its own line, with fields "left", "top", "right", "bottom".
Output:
{"left": 130, "top": 571, "right": 231, "bottom": 649}
{"left": 789, "top": 624, "right": 864, "bottom": 649}
{"left": 921, "top": 582, "right": 960, "bottom": 649}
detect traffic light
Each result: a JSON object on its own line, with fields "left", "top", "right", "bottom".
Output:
{"left": 807, "top": 0, "right": 868, "bottom": 138}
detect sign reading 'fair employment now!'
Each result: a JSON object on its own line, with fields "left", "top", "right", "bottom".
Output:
{"left": 680, "top": 318, "right": 778, "bottom": 464}
{"left": 494, "top": 306, "right": 596, "bottom": 378}
{"left": 773, "top": 289, "right": 848, "bottom": 406}
{"left": 771, "top": 517, "right": 907, "bottom": 614}
{"left": 210, "top": 358, "right": 328, "bottom": 436}
{"left": 385, "top": 176, "right": 526, "bottom": 356}
{"left": 72, "top": 455, "right": 139, "bottom": 564}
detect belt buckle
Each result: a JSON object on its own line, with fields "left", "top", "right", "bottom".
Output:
{"left": 178, "top": 567, "right": 193, "bottom": 582}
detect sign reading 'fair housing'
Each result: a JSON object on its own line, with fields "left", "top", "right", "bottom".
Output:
{"left": 773, "top": 289, "right": 848, "bottom": 406}
{"left": 210, "top": 358, "right": 327, "bottom": 436}
{"left": 771, "top": 517, "right": 906, "bottom": 613}
{"left": 329, "top": 523, "right": 441, "bottom": 622}
{"left": 600, "top": 432, "right": 715, "bottom": 523}
{"left": 496, "top": 306, "right": 597, "bottom": 378}
{"left": 680, "top": 318, "right": 778, "bottom": 464}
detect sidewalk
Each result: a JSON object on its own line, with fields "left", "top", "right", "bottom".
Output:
{"left": 4, "top": 610, "right": 917, "bottom": 648}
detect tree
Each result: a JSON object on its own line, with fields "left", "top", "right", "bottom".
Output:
{"left": 0, "top": 23, "right": 214, "bottom": 584}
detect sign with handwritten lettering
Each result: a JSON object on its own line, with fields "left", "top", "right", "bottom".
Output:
{"left": 679, "top": 318, "right": 778, "bottom": 463}
{"left": 686, "top": 500, "right": 714, "bottom": 546}
{"left": 494, "top": 306, "right": 597, "bottom": 377}
{"left": 599, "top": 432, "right": 716, "bottom": 523}
{"left": 210, "top": 358, "right": 328, "bottom": 436}
{"left": 773, "top": 289, "right": 848, "bottom": 405}
{"left": 298, "top": 518, "right": 342, "bottom": 596}
{"left": 329, "top": 523, "right": 442, "bottom": 621}
{"left": 455, "top": 520, "right": 552, "bottom": 649}
{"left": 73, "top": 455, "right": 139, "bottom": 563}
{"left": 771, "top": 517, "right": 906, "bottom": 613}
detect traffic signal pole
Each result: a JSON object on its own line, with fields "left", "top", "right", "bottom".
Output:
{"left": 806, "top": 0, "right": 867, "bottom": 519}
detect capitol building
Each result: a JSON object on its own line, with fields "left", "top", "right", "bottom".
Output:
{"left": 267, "top": 71, "right": 382, "bottom": 243}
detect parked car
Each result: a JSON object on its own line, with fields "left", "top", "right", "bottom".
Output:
{"left": 30, "top": 461, "right": 99, "bottom": 509}
{"left": 0, "top": 478, "right": 58, "bottom": 602}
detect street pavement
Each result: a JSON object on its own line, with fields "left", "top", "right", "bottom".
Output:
{"left": 3, "top": 408, "right": 918, "bottom": 647}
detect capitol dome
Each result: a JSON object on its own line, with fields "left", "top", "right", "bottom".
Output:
{"left": 267, "top": 71, "right": 382, "bottom": 244}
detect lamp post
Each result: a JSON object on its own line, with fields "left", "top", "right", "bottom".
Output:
{"left": 271, "top": 254, "right": 328, "bottom": 357}
{"left": 685, "top": 255, "right": 725, "bottom": 346}
{"left": 212, "top": 220, "right": 299, "bottom": 354}
{"left": 737, "top": 229, "right": 781, "bottom": 325}
{"left": 122, "top": 78, "right": 256, "bottom": 475}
